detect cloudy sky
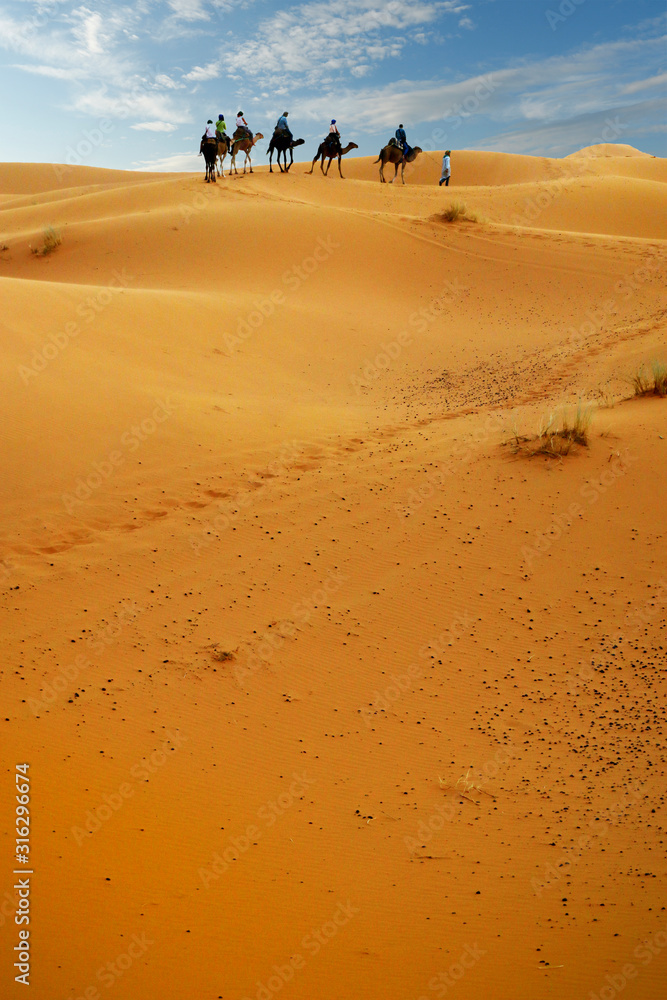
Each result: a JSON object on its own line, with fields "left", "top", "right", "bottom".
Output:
{"left": 1, "top": 0, "right": 665, "bottom": 171}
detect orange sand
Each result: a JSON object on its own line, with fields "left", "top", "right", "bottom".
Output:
{"left": 1, "top": 145, "right": 666, "bottom": 1000}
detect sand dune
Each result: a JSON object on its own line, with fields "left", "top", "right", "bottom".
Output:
{"left": 1, "top": 146, "right": 666, "bottom": 999}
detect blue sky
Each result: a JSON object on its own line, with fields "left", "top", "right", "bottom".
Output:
{"left": 0, "top": 0, "right": 665, "bottom": 171}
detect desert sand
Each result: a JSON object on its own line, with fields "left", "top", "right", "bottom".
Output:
{"left": 1, "top": 144, "right": 666, "bottom": 1000}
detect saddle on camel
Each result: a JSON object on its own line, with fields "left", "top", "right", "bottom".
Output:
{"left": 233, "top": 111, "right": 253, "bottom": 142}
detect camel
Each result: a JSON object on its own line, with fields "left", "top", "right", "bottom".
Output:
{"left": 215, "top": 135, "right": 233, "bottom": 177}
{"left": 307, "top": 139, "right": 359, "bottom": 179}
{"left": 267, "top": 135, "right": 305, "bottom": 173}
{"left": 230, "top": 132, "right": 264, "bottom": 175}
{"left": 199, "top": 138, "right": 218, "bottom": 183}
{"left": 375, "top": 143, "right": 423, "bottom": 184}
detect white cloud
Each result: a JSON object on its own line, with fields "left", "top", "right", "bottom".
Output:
{"left": 73, "top": 10, "right": 104, "bottom": 55}
{"left": 224, "top": 1, "right": 463, "bottom": 85}
{"left": 467, "top": 99, "right": 667, "bottom": 157}
{"left": 184, "top": 61, "right": 221, "bottom": 81}
{"left": 285, "top": 32, "right": 667, "bottom": 137}
{"left": 167, "top": 0, "right": 210, "bottom": 21}
{"left": 72, "top": 86, "right": 191, "bottom": 123}
{"left": 155, "top": 73, "right": 184, "bottom": 90}
{"left": 133, "top": 152, "right": 202, "bottom": 171}
{"left": 621, "top": 71, "right": 667, "bottom": 95}
{"left": 13, "top": 63, "right": 87, "bottom": 80}
{"left": 130, "top": 121, "right": 179, "bottom": 131}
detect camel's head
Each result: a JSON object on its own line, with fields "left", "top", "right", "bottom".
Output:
{"left": 293, "top": 138, "right": 305, "bottom": 147}
{"left": 350, "top": 142, "right": 359, "bottom": 150}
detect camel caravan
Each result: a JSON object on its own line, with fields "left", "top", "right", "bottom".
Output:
{"left": 199, "top": 113, "right": 422, "bottom": 183}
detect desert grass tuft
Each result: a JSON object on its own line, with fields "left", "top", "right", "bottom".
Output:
{"left": 629, "top": 360, "right": 667, "bottom": 397}
{"left": 509, "top": 401, "right": 593, "bottom": 458}
{"left": 211, "top": 649, "right": 235, "bottom": 662}
{"left": 439, "top": 201, "right": 477, "bottom": 223}
{"left": 30, "top": 226, "right": 62, "bottom": 256}
{"left": 651, "top": 360, "right": 667, "bottom": 396}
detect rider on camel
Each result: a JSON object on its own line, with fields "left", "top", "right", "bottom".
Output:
{"left": 216, "top": 114, "right": 228, "bottom": 144}
{"left": 395, "top": 124, "right": 410, "bottom": 156}
{"left": 326, "top": 119, "right": 341, "bottom": 153}
{"left": 234, "top": 112, "right": 252, "bottom": 141}
{"left": 274, "top": 111, "right": 292, "bottom": 142}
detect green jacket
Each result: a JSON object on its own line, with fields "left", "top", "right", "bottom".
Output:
{"left": 216, "top": 120, "right": 227, "bottom": 135}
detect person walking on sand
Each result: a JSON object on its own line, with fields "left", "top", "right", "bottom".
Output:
{"left": 439, "top": 150, "right": 451, "bottom": 187}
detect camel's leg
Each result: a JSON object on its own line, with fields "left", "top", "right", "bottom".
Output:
{"left": 338, "top": 155, "right": 344, "bottom": 179}
{"left": 269, "top": 148, "right": 273, "bottom": 173}
{"left": 323, "top": 157, "right": 330, "bottom": 175}
{"left": 379, "top": 159, "right": 385, "bottom": 183}
{"left": 307, "top": 154, "right": 318, "bottom": 174}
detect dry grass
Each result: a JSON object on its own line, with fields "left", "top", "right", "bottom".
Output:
{"left": 439, "top": 770, "right": 496, "bottom": 804}
{"left": 438, "top": 201, "right": 478, "bottom": 223}
{"left": 509, "top": 402, "right": 593, "bottom": 458}
{"left": 30, "top": 226, "right": 62, "bottom": 256}
{"left": 631, "top": 361, "right": 667, "bottom": 397}
{"left": 211, "top": 649, "right": 235, "bottom": 662}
